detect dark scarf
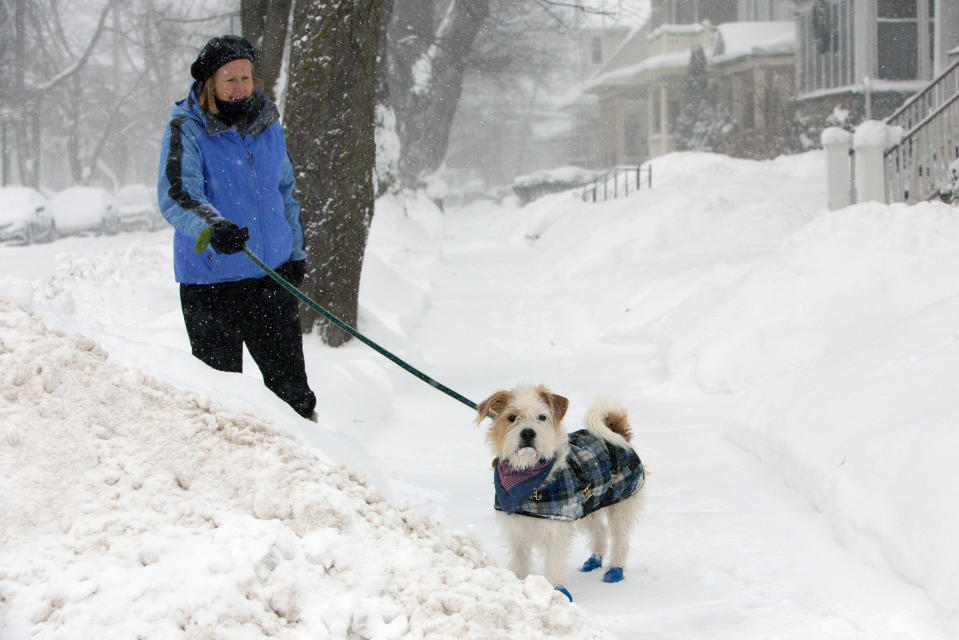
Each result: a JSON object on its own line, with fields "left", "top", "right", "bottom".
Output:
{"left": 493, "top": 457, "right": 556, "bottom": 514}
{"left": 214, "top": 96, "right": 258, "bottom": 132}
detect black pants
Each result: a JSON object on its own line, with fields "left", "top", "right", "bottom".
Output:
{"left": 180, "top": 273, "right": 316, "bottom": 418}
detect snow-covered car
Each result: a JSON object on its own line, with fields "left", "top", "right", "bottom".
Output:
{"left": 116, "top": 184, "right": 164, "bottom": 231}
{"left": 48, "top": 186, "right": 121, "bottom": 237}
{"left": 0, "top": 185, "right": 56, "bottom": 245}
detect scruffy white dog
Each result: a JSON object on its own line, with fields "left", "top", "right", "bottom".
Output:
{"left": 476, "top": 384, "right": 645, "bottom": 601}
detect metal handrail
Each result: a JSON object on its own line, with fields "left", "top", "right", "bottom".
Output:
{"left": 885, "top": 59, "right": 959, "bottom": 132}
{"left": 884, "top": 91, "right": 959, "bottom": 203}
{"left": 581, "top": 165, "right": 653, "bottom": 203}
{"left": 881, "top": 58, "right": 959, "bottom": 204}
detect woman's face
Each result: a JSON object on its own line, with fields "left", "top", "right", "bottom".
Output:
{"left": 212, "top": 58, "right": 254, "bottom": 102}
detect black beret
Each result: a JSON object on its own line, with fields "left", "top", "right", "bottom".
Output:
{"left": 190, "top": 35, "right": 256, "bottom": 82}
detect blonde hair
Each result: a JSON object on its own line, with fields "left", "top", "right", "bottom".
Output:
{"left": 199, "top": 79, "right": 220, "bottom": 114}
{"left": 198, "top": 74, "right": 265, "bottom": 115}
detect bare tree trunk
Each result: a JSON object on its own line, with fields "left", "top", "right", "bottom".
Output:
{"left": 240, "top": 0, "right": 292, "bottom": 101}
{"left": 388, "top": 0, "right": 436, "bottom": 100}
{"left": 1, "top": 123, "right": 8, "bottom": 185}
{"left": 240, "top": 0, "right": 269, "bottom": 42}
{"left": 375, "top": 0, "right": 396, "bottom": 195}
{"left": 66, "top": 77, "right": 82, "bottom": 184}
{"left": 394, "top": 0, "right": 489, "bottom": 190}
{"left": 13, "top": 0, "right": 37, "bottom": 187}
{"left": 285, "top": 0, "right": 384, "bottom": 346}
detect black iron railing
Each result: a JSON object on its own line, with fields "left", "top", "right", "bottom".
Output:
{"left": 581, "top": 165, "right": 652, "bottom": 202}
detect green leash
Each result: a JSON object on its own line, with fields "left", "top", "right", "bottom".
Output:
{"left": 238, "top": 243, "right": 479, "bottom": 412}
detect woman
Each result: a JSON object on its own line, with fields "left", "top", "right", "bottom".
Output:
{"left": 157, "top": 35, "right": 316, "bottom": 420}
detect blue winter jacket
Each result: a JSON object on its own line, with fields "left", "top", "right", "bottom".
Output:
{"left": 157, "top": 85, "right": 306, "bottom": 284}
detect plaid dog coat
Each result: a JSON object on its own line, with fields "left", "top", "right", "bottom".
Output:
{"left": 494, "top": 430, "right": 644, "bottom": 522}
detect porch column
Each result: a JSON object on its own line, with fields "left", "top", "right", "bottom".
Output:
{"left": 753, "top": 67, "right": 767, "bottom": 131}
{"left": 731, "top": 75, "right": 745, "bottom": 124}
{"left": 936, "top": 0, "right": 959, "bottom": 74}
{"left": 822, "top": 127, "right": 853, "bottom": 210}
{"left": 853, "top": 0, "right": 874, "bottom": 82}
{"left": 614, "top": 94, "right": 626, "bottom": 165}
{"left": 853, "top": 120, "right": 902, "bottom": 205}
{"left": 659, "top": 85, "right": 669, "bottom": 156}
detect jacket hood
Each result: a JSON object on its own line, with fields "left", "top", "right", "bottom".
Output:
{"left": 172, "top": 83, "right": 279, "bottom": 138}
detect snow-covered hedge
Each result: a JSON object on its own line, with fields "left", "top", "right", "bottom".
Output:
{"left": 512, "top": 167, "right": 598, "bottom": 205}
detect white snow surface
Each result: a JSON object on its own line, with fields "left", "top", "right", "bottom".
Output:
{"left": 714, "top": 21, "right": 796, "bottom": 59}
{"left": 2, "top": 150, "right": 959, "bottom": 638}
{"left": 821, "top": 126, "right": 853, "bottom": 146}
{"left": 853, "top": 119, "right": 904, "bottom": 149}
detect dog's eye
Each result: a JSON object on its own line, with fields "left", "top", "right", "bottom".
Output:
{"left": 537, "top": 414, "right": 547, "bottom": 421}
{"left": 506, "top": 414, "right": 517, "bottom": 423}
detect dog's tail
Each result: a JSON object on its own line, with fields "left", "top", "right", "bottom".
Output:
{"left": 584, "top": 398, "right": 632, "bottom": 449}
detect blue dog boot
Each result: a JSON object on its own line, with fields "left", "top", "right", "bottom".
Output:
{"left": 580, "top": 554, "right": 603, "bottom": 572}
{"left": 555, "top": 585, "right": 573, "bottom": 602}
{"left": 603, "top": 567, "right": 624, "bottom": 583}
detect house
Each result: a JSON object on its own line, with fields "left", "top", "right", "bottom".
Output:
{"left": 569, "top": 0, "right": 797, "bottom": 166}
{"left": 566, "top": 0, "right": 959, "bottom": 172}
{"left": 562, "top": 11, "right": 646, "bottom": 168}
{"left": 793, "top": 0, "right": 959, "bottom": 125}
{"left": 811, "top": 2, "right": 959, "bottom": 205}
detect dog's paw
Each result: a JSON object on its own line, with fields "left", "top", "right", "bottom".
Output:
{"left": 602, "top": 567, "right": 624, "bottom": 583}
{"left": 580, "top": 554, "right": 603, "bottom": 572}
{"left": 554, "top": 585, "right": 573, "bottom": 602}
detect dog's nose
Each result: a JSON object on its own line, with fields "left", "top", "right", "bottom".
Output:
{"left": 520, "top": 428, "right": 536, "bottom": 445}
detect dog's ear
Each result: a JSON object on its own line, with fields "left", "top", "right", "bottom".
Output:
{"left": 549, "top": 393, "right": 569, "bottom": 423}
{"left": 536, "top": 386, "right": 569, "bottom": 423}
{"left": 475, "top": 390, "right": 511, "bottom": 424}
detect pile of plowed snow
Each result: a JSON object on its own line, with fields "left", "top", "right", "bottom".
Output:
{"left": 0, "top": 299, "right": 608, "bottom": 639}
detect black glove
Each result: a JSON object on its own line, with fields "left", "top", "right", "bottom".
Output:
{"left": 209, "top": 222, "right": 249, "bottom": 255}
{"left": 276, "top": 259, "right": 306, "bottom": 286}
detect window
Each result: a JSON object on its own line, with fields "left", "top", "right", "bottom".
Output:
{"left": 591, "top": 37, "right": 602, "bottom": 64}
{"left": 668, "top": 99, "right": 681, "bottom": 129}
{"left": 876, "top": 0, "right": 935, "bottom": 80}
{"left": 674, "top": 0, "right": 695, "bottom": 24}
{"left": 743, "top": 82, "right": 755, "bottom": 129}
{"left": 798, "top": 0, "right": 855, "bottom": 94}
{"left": 745, "top": 0, "right": 789, "bottom": 21}
{"left": 625, "top": 122, "right": 638, "bottom": 154}
{"left": 878, "top": 0, "right": 915, "bottom": 20}
{"left": 878, "top": 0, "right": 919, "bottom": 79}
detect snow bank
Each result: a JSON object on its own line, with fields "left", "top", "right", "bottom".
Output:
{"left": 0, "top": 299, "right": 610, "bottom": 639}
{"left": 679, "top": 201, "right": 959, "bottom": 610}
{"left": 505, "top": 151, "right": 959, "bottom": 611}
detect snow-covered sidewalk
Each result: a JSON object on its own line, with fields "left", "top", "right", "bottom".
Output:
{"left": 2, "top": 150, "right": 958, "bottom": 638}
{"left": 358, "top": 185, "right": 957, "bottom": 638}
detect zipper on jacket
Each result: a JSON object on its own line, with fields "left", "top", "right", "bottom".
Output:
{"left": 246, "top": 148, "right": 267, "bottom": 257}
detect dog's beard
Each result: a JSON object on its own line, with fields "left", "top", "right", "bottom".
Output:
{"left": 510, "top": 446, "right": 542, "bottom": 470}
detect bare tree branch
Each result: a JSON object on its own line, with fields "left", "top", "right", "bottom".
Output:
{"left": 35, "top": 0, "right": 116, "bottom": 92}
{"left": 157, "top": 10, "right": 238, "bottom": 24}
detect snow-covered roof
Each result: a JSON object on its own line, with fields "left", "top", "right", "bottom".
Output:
{"left": 649, "top": 23, "right": 707, "bottom": 38}
{"left": 713, "top": 21, "right": 796, "bottom": 61}
{"left": 581, "top": 20, "right": 796, "bottom": 91}
{"left": 513, "top": 166, "right": 597, "bottom": 187}
{"left": 574, "top": 0, "right": 651, "bottom": 30}
{"left": 585, "top": 50, "right": 690, "bottom": 90}
{"left": 554, "top": 86, "right": 599, "bottom": 112}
